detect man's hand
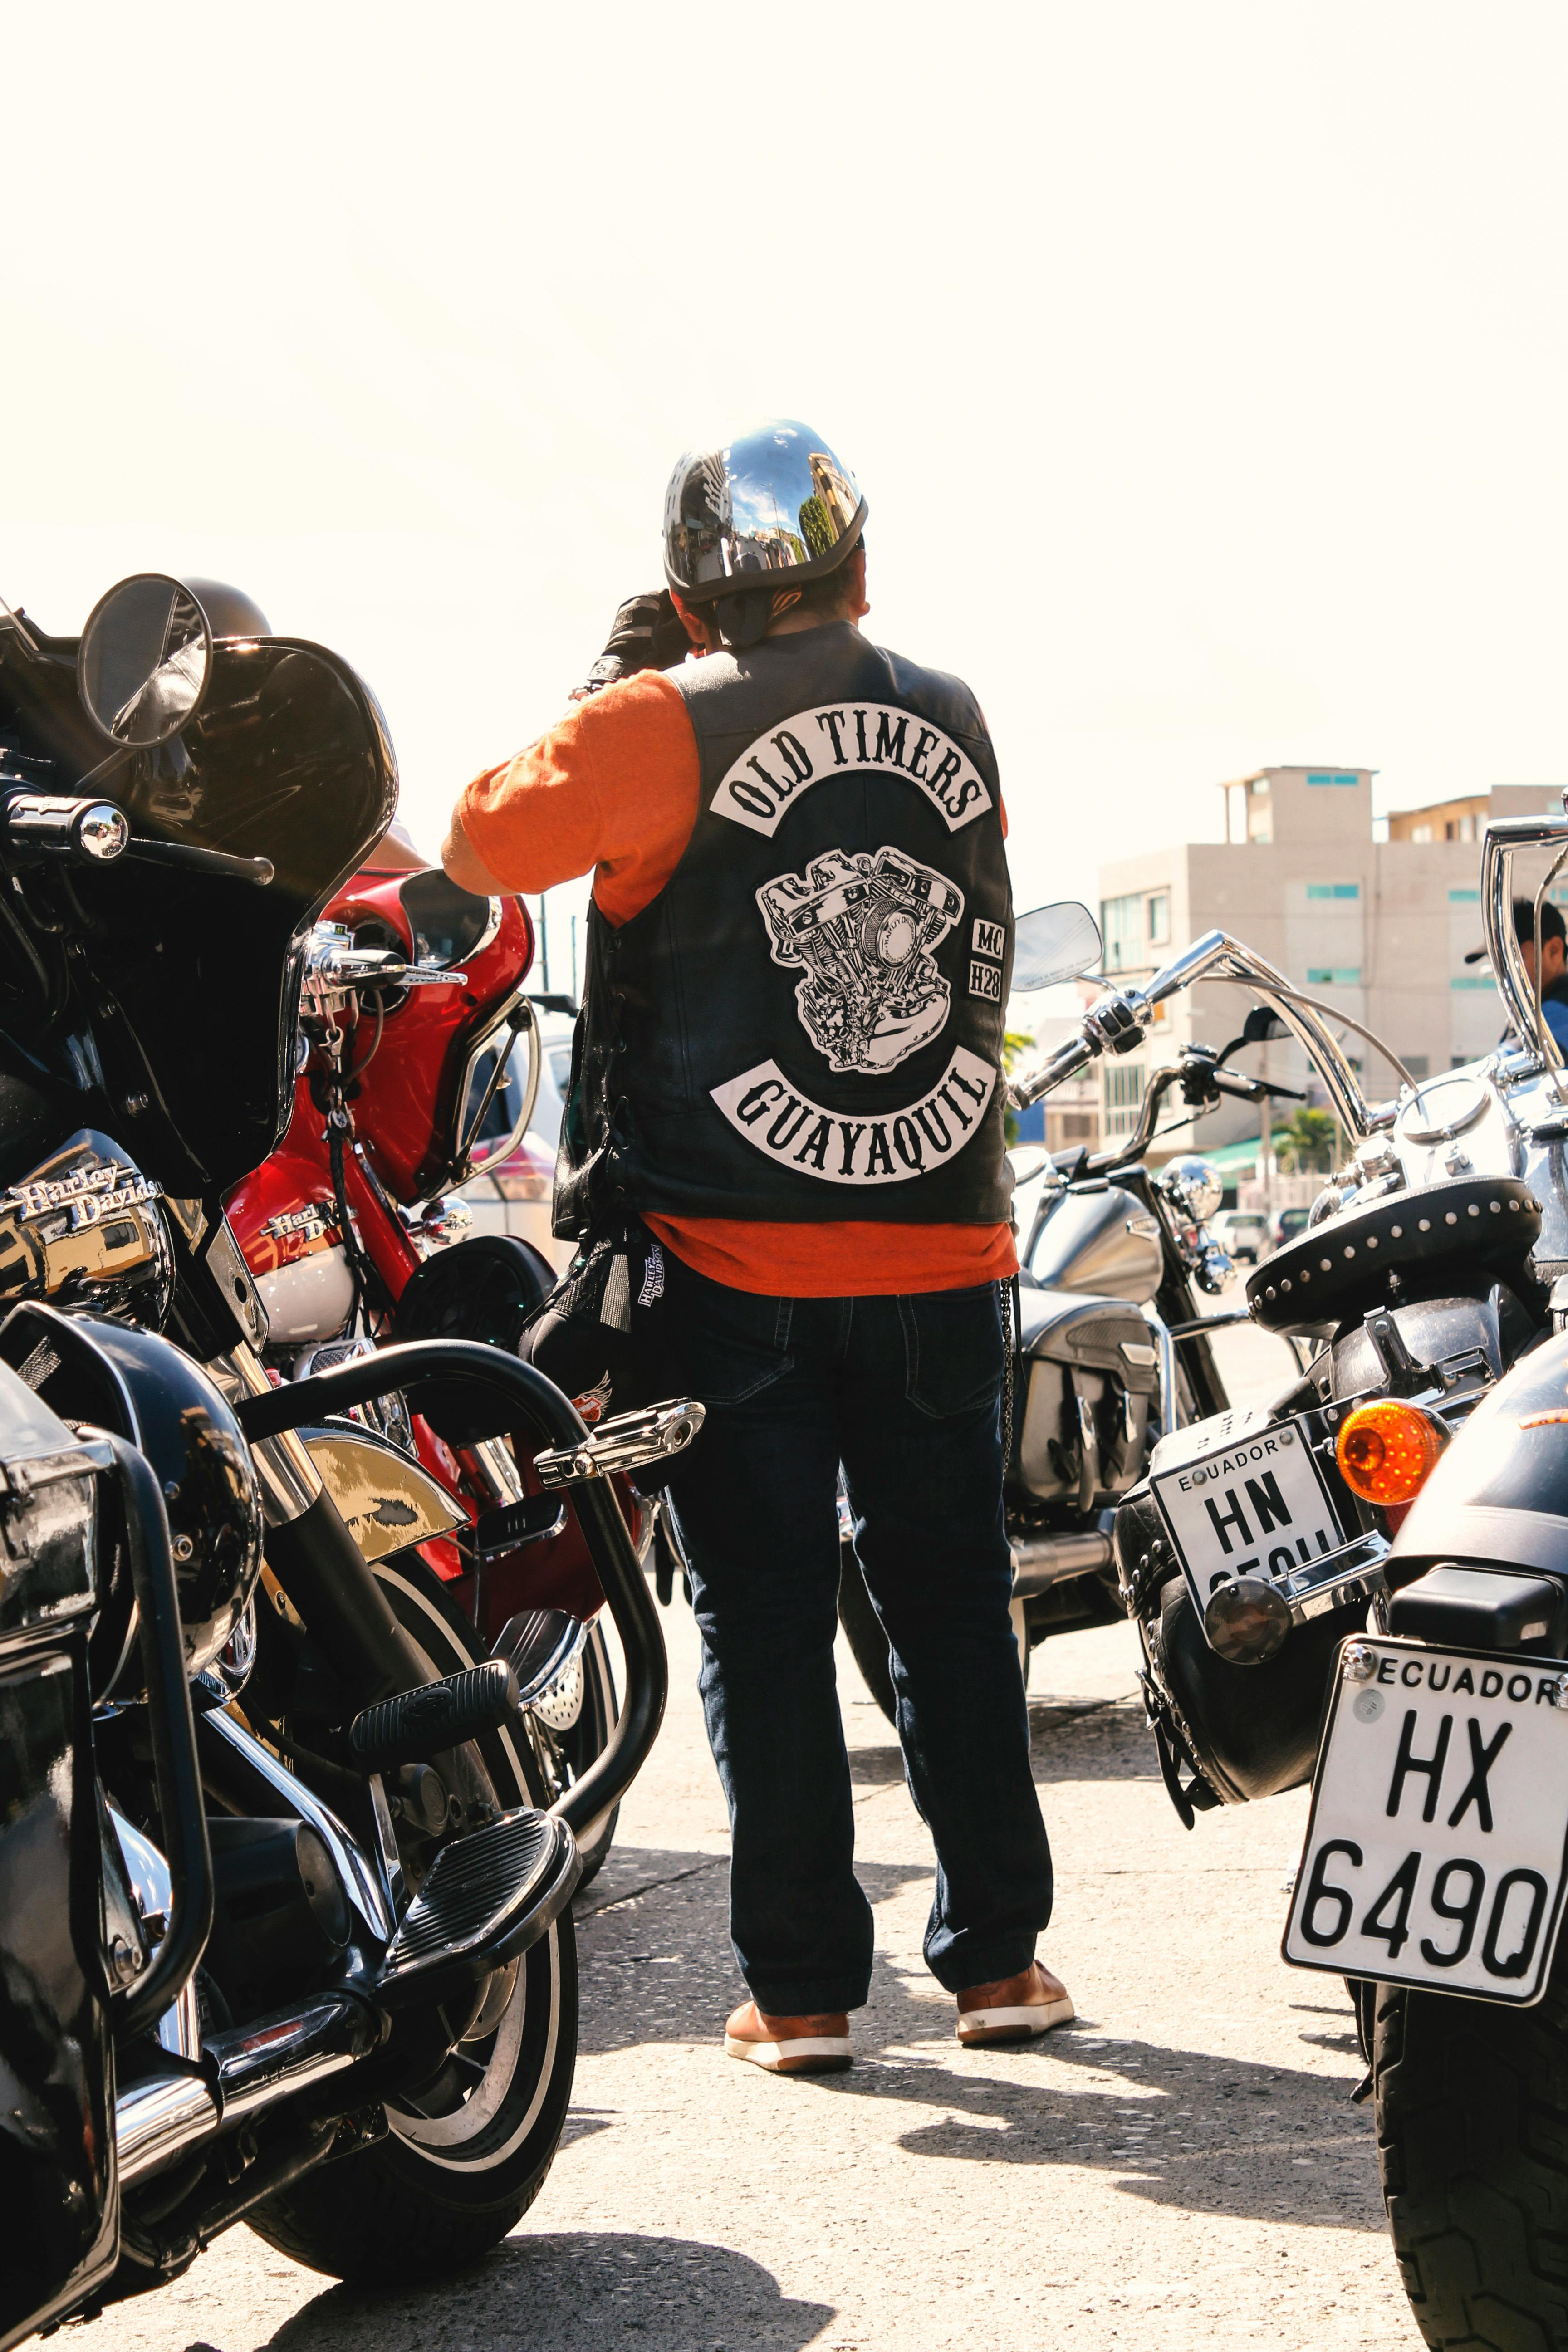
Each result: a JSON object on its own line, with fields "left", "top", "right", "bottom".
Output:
{"left": 442, "top": 810, "right": 510, "bottom": 897}
{"left": 573, "top": 590, "right": 692, "bottom": 699}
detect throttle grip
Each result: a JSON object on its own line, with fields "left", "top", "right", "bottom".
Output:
{"left": 1009, "top": 1032, "right": 1095, "bottom": 1109}
{"left": 0, "top": 789, "right": 128, "bottom": 862}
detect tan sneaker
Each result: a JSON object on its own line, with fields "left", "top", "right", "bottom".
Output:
{"left": 724, "top": 1999, "right": 853, "bottom": 2075}
{"left": 956, "top": 1960, "right": 1074, "bottom": 2047}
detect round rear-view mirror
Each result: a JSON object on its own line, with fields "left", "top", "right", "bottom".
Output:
{"left": 78, "top": 573, "right": 212, "bottom": 748}
{"left": 1011, "top": 900, "right": 1103, "bottom": 993}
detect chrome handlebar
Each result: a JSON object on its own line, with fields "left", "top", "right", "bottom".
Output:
{"left": 1482, "top": 805, "right": 1568, "bottom": 1083}
{"left": 1011, "top": 929, "right": 1377, "bottom": 1139}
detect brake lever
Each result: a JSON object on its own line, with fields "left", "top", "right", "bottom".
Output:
{"left": 122, "top": 838, "right": 274, "bottom": 887}
{"left": 1210, "top": 1068, "right": 1303, "bottom": 1104}
{"left": 308, "top": 947, "right": 468, "bottom": 992}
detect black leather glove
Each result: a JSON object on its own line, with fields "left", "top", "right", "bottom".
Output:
{"left": 576, "top": 591, "right": 691, "bottom": 697}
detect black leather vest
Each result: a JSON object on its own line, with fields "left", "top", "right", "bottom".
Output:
{"left": 556, "top": 623, "right": 1013, "bottom": 1235}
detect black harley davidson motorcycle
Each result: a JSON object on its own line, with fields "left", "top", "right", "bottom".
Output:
{"left": 838, "top": 899, "right": 1306, "bottom": 1719}
{"left": 0, "top": 575, "right": 695, "bottom": 2343}
{"left": 1018, "top": 829, "right": 1568, "bottom": 2352}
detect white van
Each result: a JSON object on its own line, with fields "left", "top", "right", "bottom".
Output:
{"left": 1210, "top": 1209, "right": 1268, "bottom": 1265}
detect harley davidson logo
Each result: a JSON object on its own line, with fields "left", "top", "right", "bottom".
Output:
{"left": 710, "top": 1047, "right": 996, "bottom": 1186}
{"left": 4, "top": 1164, "right": 161, "bottom": 1232}
{"left": 758, "top": 845, "right": 963, "bottom": 1075}
{"left": 259, "top": 1205, "right": 342, "bottom": 1247}
{"left": 711, "top": 704, "right": 993, "bottom": 838}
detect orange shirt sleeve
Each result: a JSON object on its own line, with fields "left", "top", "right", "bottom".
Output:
{"left": 456, "top": 669, "right": 701, "bottom": 927}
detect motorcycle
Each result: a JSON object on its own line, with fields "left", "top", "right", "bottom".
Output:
{"left": 837, "top": 899, "right": 1303, "bottom": 1719}
{"left": 0, "top": 573, "right": 695, "bottom": 2342}
{"left": 1017, "top": 820, "right": 1568, "bottom": 2350}
{"left": 225, "top": 860, "right": 627, "bottom": 1882}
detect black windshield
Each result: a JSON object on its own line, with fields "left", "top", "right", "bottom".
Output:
{"left": 0, "top": 629, "right": 396, "bottom": 1193}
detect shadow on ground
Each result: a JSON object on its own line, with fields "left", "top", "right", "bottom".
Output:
{"left": 250, "top": 2233, "right": 833, "bottom": 2352}
{"left": 570, "top": 1695, "right": 1381, "bottom": 2236}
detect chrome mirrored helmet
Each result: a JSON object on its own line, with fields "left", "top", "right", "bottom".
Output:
{"left": 663, "top": 420, "right": 867, "bottom": 603}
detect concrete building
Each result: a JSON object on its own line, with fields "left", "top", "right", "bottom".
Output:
{"left": 1094, "top": 767, "right": 1567, "bottom": 1172}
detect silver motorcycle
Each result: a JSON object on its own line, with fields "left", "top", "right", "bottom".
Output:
{"left": 1019, "top": 810, "right": 1568, "bottom": 2352}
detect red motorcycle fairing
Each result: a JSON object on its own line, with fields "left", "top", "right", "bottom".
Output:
{"left": 224, "top": 860, "right": 610, "bottom": 1643}
{"left": 321, "top": 870, "right": 535, "bottom": 1206}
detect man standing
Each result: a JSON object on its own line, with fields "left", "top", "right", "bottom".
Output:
{"left": 443, "top": 421, "right": 1068, "bottom": 2072}
{"left": 1467, "top": 896, "right": 1568, "bottom": 1051}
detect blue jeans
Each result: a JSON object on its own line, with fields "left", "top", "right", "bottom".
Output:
{"left": 662, "top": 1249, "right": 1053, "bottom": 2016}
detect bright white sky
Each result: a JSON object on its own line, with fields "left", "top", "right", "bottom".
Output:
{"left": 6, "top": 5, "right": 1568, "bottom": 996}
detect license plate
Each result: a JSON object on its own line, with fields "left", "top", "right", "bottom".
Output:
{"left": 1283, "top": 1637, "right": 1568, "bottom": 2005}
{"left": 1151, "top": 1416, "right": 1341, "bottom": 1613}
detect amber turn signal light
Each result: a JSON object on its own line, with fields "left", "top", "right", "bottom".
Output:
{"left": 1335, "top": 1399, "right": 1447, "bottom": 1507}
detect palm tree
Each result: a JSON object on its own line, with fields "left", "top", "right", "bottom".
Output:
{"left": 1272, "top": 1106, "right": 1339, "bottom": 1174}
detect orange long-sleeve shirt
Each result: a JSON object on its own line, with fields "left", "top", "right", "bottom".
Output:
{"left": 459, "top": 666, "right": 1017, "bottom": 1297}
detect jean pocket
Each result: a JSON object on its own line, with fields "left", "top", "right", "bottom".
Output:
{"left": 898, "top": 1283, "right": 1004, "bottom": 1419}
{"left": 671, "top": 1271, "right": 794, "bottom": 1405}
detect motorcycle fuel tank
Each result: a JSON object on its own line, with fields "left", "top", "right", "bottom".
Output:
{"left": 1027, "top": 1181, "right": 1165, "bottom": 1304}
{"left": 0, "top": 1128, "right": 170, "bottom": 1328}
{"left": 225, "top": 1143, "right": 354, "bottom": 1344}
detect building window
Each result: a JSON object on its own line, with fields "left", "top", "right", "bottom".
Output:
{"left": 1104, "top": 1063, "right": 1145, "bottom": 1136}
{"left": 1306, "top": 966, "right": 1362, "bottom": 986}
{"left": 1448, "top": 888, "right": 1480, "bottom": 902}
{"left": 1411, "top": 825, "right": 1433, "bottom": 843}
{"left": 1307, "top": 772, "right": 1360, "bottom": 787}
{"left": 1246, "top": 786, "right": 1273, "bottom": 845}
{"left": 1305, "top": 882, "right": 1360, "bottom": 900}
{"left": 1100, "top": 893, "right": 1143, "bottom": 974}
{"left": 1403, "top": 1055, "right": 1430, "bottom": 1080}
{"left": 1147, "top": 891, "right": 1171, "bottom": 946}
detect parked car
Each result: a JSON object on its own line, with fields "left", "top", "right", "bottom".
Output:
{"left": 1265, "top": 1205, "right": 1310, "bottom": 1254}
{"left": 1211, "top": 1209, "right": 1268, "bottom": 1263}
{"left": 458, "top": 1125, "right": 573, "bottom": 1272}
{"left": 455, "top": 1004, "right": 577, "bottom": 1273}
{"left": 526, "top": 1007, "right": 578, "bottom": 1151}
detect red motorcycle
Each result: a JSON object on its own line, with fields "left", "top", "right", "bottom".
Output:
{"left": 225, "top": 846, "right": 628, "bottom": 1878}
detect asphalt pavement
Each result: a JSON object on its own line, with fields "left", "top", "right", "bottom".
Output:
{"left": 104, "top": 1583, "right": 1419, "bottom": 2352}
{"left": 99, "top": 1283, "right": 1421, "bottom": 2352}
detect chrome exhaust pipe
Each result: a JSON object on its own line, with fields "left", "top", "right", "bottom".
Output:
{"left": 117, "top": 1989, "right": 380, "bottom": 2185}
{"left": 1009, "top": 1529, "right": 1113, "bottom": 1598}
{"left": 117, "top": 2070, "right": 219, "bottom": 2185}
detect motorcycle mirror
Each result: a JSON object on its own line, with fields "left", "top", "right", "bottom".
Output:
{"left": 1011, "top": 901, "right": 1103, "bottom": 993}
{"left": 77, "top": 573, "right": 213, "bottom": 748}
{"left": 1241, "top": 1005, "right": 1290, "bottom": 1044}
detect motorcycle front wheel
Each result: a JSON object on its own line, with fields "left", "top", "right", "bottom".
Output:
{"left": 248, "top": 1556, "right": 578, "bottom": 2283}
{"left": 1373, "top": 1957, "right": 1568, "bottom": 2349}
